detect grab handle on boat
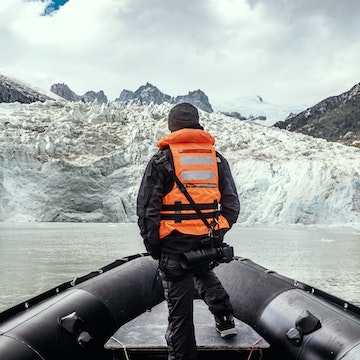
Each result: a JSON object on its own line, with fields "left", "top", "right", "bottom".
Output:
{"left": 58, "top": 311, "right": 93, "bottom": 347}
{"left": 286, "top": 309, "right": 322, "bottom": 346}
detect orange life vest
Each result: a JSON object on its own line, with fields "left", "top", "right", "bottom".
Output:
{"left": 157, "top": 129, "right": 230, "bottom": 239}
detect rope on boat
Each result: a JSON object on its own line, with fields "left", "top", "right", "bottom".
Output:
{"left": 109, "top": 333, "right": 264, "bottom": 360}
{"left": 246, "top": 338, "right": 264, "bottom": 360}
{"left": 110, "top": 336, "right": 131, "bottom": 360}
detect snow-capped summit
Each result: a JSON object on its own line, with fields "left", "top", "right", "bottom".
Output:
{"left": 212, "top": 95, "right": 306, "bottom": 126}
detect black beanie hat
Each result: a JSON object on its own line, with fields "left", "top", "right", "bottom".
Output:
{"left": 168, "top": 102, "right": 203, "bottom": 132}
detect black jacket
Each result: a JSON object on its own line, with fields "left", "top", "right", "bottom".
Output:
{"left": 137, "top": 147, "right": 240, "bottom": 259}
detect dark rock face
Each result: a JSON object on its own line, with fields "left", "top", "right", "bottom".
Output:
{"left": 81, "top": 90, "right": 108, "bottom": 104}
{"left": 0, "top": 74, "right": 54, "bottom": 103}
{"left": 116, "top": 83, "right": 213, "bottom": 112}
{"left": 274, "top": 83, "right": 360, "bottom": 147}
{"left": 50, "top": 83, "right": 79, "bottom": 101}
{"left": 50, "top": 83, "right": 108, "bottom": 103}
{"left": 116, "top": 82, "right": 171, "bottom": 105}
{"left": 173, "top": 89, "right": 213, "bottom": 113}
{"left": 221, "top": 111, "right": 247, "bottom": 120}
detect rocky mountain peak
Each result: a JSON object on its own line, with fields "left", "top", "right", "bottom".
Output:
{"left": 116, "top": 82, "right": 171, "bottom": 105}
{"left": 174, "top": 89, "right": 213, "bottom": 113}
{"left": 50, "top": 83, "right": 79, "bottom": 102}
{"left": 50, "top": 83, "right": 108, "bottom": 103}
{"left": 116, "top": 83, "right": 213, "bottom": 112}
{"left": 82, "top": 90, "right": 107, "bottom": 103}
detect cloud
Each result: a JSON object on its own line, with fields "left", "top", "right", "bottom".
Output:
{"left": 1, "top": 0, "right": 360, "bottom": 107}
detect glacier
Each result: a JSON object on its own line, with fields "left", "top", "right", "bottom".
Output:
{"left": 0, "top": 100, "right": 359, "bottom": 227}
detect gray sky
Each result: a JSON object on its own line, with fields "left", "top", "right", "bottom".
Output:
{"left": 1, "top": 0, "right": 360, "bottom": 107}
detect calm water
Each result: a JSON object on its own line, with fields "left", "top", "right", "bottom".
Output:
{"left": 0, "top": 222, "right": 359, "bottom": 312}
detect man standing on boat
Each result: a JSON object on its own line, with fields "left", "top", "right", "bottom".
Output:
{"left": 137, "top": 102, "right": 240, "bottom": 360}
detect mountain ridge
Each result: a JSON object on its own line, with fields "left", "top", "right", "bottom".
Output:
{"left": 1, "top": 73, "right": 360, "bottom": 147}
{"left": 50, "top": 83, "right": 108, "bottom": 104}
{"left": 274, "top": 83, "right": 360, "bottom": 148}
{"left": 116, "top": 82, "right": 213, "bottom": 112}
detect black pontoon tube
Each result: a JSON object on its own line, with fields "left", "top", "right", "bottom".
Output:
{"left": 0, "top": 254, "right": 163, "bottom": 360}
{"left": 1, "top": 254, "right": 359, "bottom": 360}
{"left": 214, "top": 257, "right": 360, "bottom": 360}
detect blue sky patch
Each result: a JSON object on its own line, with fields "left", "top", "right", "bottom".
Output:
{"left": 43, "top": 0, "right": 69, "bottom": 15}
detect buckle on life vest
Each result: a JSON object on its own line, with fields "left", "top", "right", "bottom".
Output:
{"left": 174, "top": 201, "right": 182, "bottom": 223}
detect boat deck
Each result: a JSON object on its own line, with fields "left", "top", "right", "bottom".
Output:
{"left": 105, "top": 299, "right": 269, "bottom": 360}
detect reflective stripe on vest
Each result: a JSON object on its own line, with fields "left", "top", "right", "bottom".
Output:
{"left": 157, "top": 129, "right": 230, "bottom": 238}
{"left": 182, "top": 170, "right": 214, "bottom": 181}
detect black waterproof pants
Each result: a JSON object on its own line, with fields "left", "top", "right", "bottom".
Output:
{"left": 160, "top": 254, "right": 233, "bottom": 360}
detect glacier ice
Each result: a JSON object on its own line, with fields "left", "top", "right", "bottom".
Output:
{"left": 0, "top": 100, "right": 359, "bottom": 226}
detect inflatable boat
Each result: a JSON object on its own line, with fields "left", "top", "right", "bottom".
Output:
{"left": 0, "top": 253, "right": 359, "bottom": 360}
